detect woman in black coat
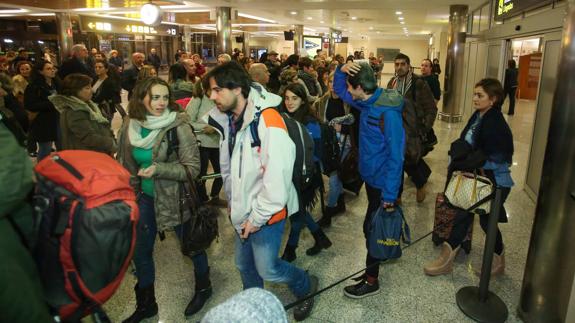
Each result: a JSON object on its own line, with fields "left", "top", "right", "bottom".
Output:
{"left": 24, "top": 61, "right": 60, "bottom": 160}
{"left": 92, "top": 59, "right": 121, "bottom": 122}
{"left": 424, "top": 78, "right": 513, "bottom": 277}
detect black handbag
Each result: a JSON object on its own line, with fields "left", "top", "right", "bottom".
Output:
{"left": 179, "top": 166, "right": 219, "bottom": 256}
{"left": 169, "top": 126, "right": 219, "bottom": 256}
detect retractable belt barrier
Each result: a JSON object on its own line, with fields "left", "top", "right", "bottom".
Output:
{"left": 283, "top": 194, "right": 498, "bottom": 311}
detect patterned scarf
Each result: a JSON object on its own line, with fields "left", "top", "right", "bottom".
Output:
{"left": 392, "top": 70, "right": 413, "bottom": 96}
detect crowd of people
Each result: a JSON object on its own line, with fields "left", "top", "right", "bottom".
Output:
{"left": 0, "top": 41, "right": 514, "bottom": 323}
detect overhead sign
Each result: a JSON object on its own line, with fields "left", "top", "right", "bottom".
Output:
{"left": 303, "top": 37, "right": 322, "bottom": 57}
{"left": 81, "top": 17, "right": 179, "bottom": 36}
{"left": 495, "top": 0, "right": 554, "bottom": 21}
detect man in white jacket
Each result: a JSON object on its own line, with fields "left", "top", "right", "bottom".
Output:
{"left": 205, "top": 62, "right": 318, "bottom": 321}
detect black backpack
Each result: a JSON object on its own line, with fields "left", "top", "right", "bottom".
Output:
{"left": 250, "top": 109, "right": 319, "bottom": 209}
{"left": 319, "top": 123, "right": 340, "bottom": 175}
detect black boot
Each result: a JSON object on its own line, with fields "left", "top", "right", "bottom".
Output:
{"left": 185, "top": 268, "right": 213, "bottom": 317}
{"left": 122, "top": 284, "right": 158, "bottom": 323}
{"left": 306, "top": 229, "right": 332, "bottom": 256}
{"left": 317, "top": 208, "right": 333, "bottom": 228}
{"left": 334, "top": 194, "right": 346, "bottom": 215}
{"left": 281, "top": 244, "right": 297, "bottom": 262}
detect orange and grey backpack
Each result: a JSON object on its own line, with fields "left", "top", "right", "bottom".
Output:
{"left": 33, "top": 150, "right": 139, "bottom": 322}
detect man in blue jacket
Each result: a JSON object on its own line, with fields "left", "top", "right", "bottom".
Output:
{"left": 333, "top": 62, "right": 405, "bottom": 298}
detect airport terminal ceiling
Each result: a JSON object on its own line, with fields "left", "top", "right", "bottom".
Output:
{"left": 0, "top": 0, "right": 487, "bottom": 38}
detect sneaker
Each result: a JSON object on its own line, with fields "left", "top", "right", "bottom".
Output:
{"left": 293, "top": 275, "right": 318, "bottom": 321}
{"left": 343, "top": 278, "right": 380, "bottom": 299}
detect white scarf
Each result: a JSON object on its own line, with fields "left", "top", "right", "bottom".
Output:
{"left": 128, "top": 110, "right": 178, "bottom": 149}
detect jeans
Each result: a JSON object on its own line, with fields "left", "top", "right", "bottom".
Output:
{"left": 234, "top": 219, "right": 310, "bottom": 298}
{"left": 327, "top": 141, "right": 350, "bottom": 207}
{"left": 134, "top": 194, "right": 209, "bottom": 289}
{"left": 37, "top": 142, "right": 53, "bottom": 161}
{"left": 198, "top": 147, "right": 223, "bottom": 202}
{"left": 286, "top": 211, "right": 320, "bottom": 247}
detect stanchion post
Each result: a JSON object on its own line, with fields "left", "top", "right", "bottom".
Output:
{"left": 478, "top": 187, "right": 504, "bottom": 301}
{"left": 455, "top": 187, "right": 509, "bottom": 323}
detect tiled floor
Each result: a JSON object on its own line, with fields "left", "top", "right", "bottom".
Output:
{"left": 103, "top": 98, "right": 538, "bottom": 322}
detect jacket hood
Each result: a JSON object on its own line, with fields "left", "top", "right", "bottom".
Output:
{"left": 370, "top": 88, "right": 404, "bottom": 113}
{"left": 49, "top": 94, "right": 109, "bottom": 124}
{"left": 207, "top": 83, "right": 282, "bottom": 132}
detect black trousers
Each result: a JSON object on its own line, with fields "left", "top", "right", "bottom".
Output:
{"left": 398, "top": 158, "right": 431, "bottom": 197}
{"left": 503, "top": 87, "right": 517, "bottom": 115}
{"left": 364, "top": 184, "right": 383, "bottom": 278}
{"left": 197, "top": 147, "right": 223, "bottom": 202}
{"left": 447, "top": 187, "right": 511, "bottom": 255}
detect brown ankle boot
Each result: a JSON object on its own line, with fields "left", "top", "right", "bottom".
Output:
{"left": 424, "top": 242, "right": 460, "bottom": 276}
{"left": 475, "top": 251, "right": 505, "bottom": 277}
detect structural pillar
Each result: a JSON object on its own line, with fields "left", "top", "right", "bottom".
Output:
{"left": 242, "top": 32, "right": 250, "bottom": 57}
{"left": 216, "top": 7, "right": 232, "bottom": 55}
{"left": 55, "top": 13, "right": 74, "bottom": 64}
{"left": 328, "top": 29, "right": 336, "bottom": 57}
{"left": 439, "top": 5, "right": 468, "bottom": 123}
{"left": 183, "top": 25, "right": 192, "bottom": 54}
{"left": 518, "top": 1, "right": 575, "bottom": 322}
{"left": 294, "top": 24, "right": 304, "bottom": 56}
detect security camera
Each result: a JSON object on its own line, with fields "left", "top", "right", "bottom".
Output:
{"left": 515, "top": 25, "right": 521, "bottom": 31}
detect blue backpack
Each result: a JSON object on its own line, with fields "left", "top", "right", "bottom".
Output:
{"left": 368, "top": 205, "right": 411, "bottom": 260}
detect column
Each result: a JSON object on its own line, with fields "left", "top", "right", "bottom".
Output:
{"left": 518, "top": 0, "right": 575, "bottom": 322}
{"left": 293, "top": 24, "right": 304, "bottom": 55}
{"left": 328, "top": 29, "right": 336, "bottom": 57}
{"left": 216, "top": 7, "right": 232, "bottom": 55}
{"left": 242, "top": 32, "right": 250, "bottom": 58}
{"left": 439, "top": 5, "right": 468, "bottom": 123}
{"left": 55, "top": 13, "right": 74, "bottom": 64}
{"left": 183, "top": 25, "right": 192, "bottom": 54}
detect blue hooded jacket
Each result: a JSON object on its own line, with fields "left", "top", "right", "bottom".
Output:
{"left": 333, "top": 66, "right": 405, "bottom": 203}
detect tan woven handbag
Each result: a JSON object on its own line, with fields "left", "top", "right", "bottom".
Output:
{"left": 445, "top": 171, "right": 493, "bottom": 213}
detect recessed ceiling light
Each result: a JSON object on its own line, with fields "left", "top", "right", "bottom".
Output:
{"left": 290, "top": 11, "right": 297, "bottom": 15}
{"left": 396, "top": 11, "right": 402, "bottom": 15}
{"left": 351, "top": 16, "right": 357, "bottom": 20}
{"left": 398, "top": 17, "right": 404, "bottom": 20}
{"left": 377, "top": 31, "right": 381, "bottom": 34}
{"left": 344, "top": 29, "right": 348, "bottom": 31}
{"left": 307, "top": 17, "right": 312, "bottom": 20}
{"left": 369, "top": 27, "right": 373, "bottom": 30}
{"left": 320, "top": 21, "right": 324, "bottom": 23}
{"left": 400, "top": 22, "right": 405, "bottom": 24}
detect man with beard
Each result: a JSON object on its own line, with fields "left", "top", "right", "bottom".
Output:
{"left": 205, "top": 62, "right": 319, "bottom": 321}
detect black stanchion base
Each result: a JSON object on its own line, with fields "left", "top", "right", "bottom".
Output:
{"left": 456, "top": 286, "right": 508, "bottom": 323}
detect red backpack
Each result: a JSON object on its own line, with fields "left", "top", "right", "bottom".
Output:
{"left": 34, "top": 150, "right": 139, "bottom": 321}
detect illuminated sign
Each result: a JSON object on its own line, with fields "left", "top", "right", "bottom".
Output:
{"left": 87, "top": 22, "right": 112, "bottom": 31}
{"left": 125, "top": 24, "right": 158, "bottom": 34}
{"left": 81, "top": 17, "right": 179, "bottom": 36}
{"left": 495, "top": 0, "right": 553, "bottom": 21}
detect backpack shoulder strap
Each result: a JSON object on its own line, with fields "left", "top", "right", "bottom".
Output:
{"left": 166, "top": 122, "right": 195, "bottom": 156}
{"left": 250, "top": 108, "right": 286, "bottom": 148}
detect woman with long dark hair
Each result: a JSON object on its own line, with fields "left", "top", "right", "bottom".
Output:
{"left": 117, "top": 77, "right": 212, "bottom": 322}
{"left": 168, "top": 63, "right": 195, "bottom": 100}
{"left": 92, "top": 59, "right": 122, "bottom": 122}
{"left": 24, "top": 60, "right": 60, "bottom": 160}
{"left": 279, "top": 83, "right": 332, "bottom": 262}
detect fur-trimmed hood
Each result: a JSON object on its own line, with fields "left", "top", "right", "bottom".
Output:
{"left": 49, "top": 94, "right": 109, "bottom": 124}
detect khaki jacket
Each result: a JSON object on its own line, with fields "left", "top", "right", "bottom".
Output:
{"left": 117, "top": 113, "right": 201, "bottom": 231}
{"left": 49, "top": 95, "right": 117, "bottom": 155}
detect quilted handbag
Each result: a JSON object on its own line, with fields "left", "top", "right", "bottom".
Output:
{"left": 445, "top": 171, "right": 493, "bottom": 214}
